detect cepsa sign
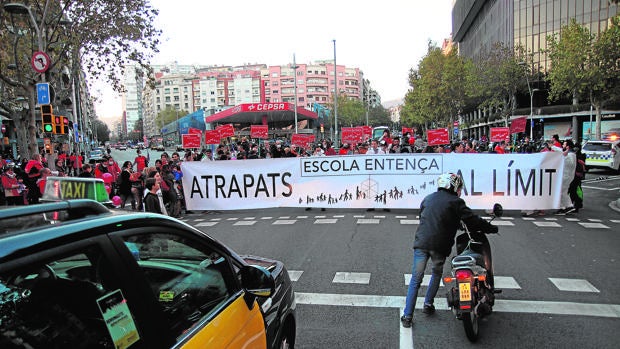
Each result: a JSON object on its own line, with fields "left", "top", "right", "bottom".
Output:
{"left": 244, "top": 103, "right": 292, "bottom": 112}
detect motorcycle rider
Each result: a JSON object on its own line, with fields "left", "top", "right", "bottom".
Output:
{"left": 401, "top": 173, "right": 498, "bottom": 328}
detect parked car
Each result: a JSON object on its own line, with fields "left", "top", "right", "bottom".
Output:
{"left": 582, "top": 139, "right": 620, "bottom": 172}
{"left": 602, "top": 128, "right": 620, "bottom": 142}
{"left": 88, "top": 148, "right": 104, "bottom": 163}
{"left": 118, "top": 144, "right": 128, "bottom": 151}
{"left": 0, "top": 200, "right": 296, "bottom": 349}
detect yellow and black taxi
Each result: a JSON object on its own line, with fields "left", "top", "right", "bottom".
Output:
{"left": 0, "top": 200, "right": 296, "bottom": 349}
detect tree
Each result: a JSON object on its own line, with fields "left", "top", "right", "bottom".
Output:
{"left": 401, "top": 42, "right": 469, "bottom": 135}
{"left": 328, "top": 92, "right": 366, "bottom": 127}
{"left": 92, "top": 118, "right": 109, "bottom": 144}
{"left": 470, "top": 42, "right": 530, "bottom": 125}
{"left": 0, "top": 0, "right": 161, "bottom": 160}
{"left": 155, "top": 106, "right": 189, "bottom": 129}
{"left": 546, "top": 17, "right": 620, "bottom": 139}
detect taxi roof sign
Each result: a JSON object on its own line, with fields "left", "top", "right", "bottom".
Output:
{"left": 42, "top": 177, "right": 111, "bottom": 204}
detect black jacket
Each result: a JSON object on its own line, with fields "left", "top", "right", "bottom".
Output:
{"left": 413, "top": 189, "right": 496, "bottom": 257}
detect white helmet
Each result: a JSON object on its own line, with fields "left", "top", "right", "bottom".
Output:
{"left": 437, "top": 172, "right": 463, "bottom": 194}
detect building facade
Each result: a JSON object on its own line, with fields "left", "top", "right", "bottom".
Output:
{"left": 129, "top": 61, "right": 369, "bottom": 138}
{"left": 452, "top": 0, "right": 619, "bottom": 141}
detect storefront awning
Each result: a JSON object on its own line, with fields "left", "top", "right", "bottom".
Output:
{"left": 205, "top": 102, "right": 318, "bottom": 124}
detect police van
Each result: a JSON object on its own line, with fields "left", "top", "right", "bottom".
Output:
{"left": 582, "top": 140, "right": 620, "bottom": 173}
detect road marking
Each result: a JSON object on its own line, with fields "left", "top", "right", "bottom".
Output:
{"left": 374, "top": 215, "right": 386, "bottom": 218}
{"left": 226, "top": 217, "right": 238, "bottom": 221}
{"left": 333, "top": 215, "right": 345, "bottom": 218}
{"left": 357, "top": 219, "right": 381, "bottom": 224}
{"left": 233, "top": 220, "right": 256, "bottom": 226}
{"left": 611, "top": 219, "right": 620, "bottom": 223}
{"left": 396, "top": 216, "right": 408, "bottom": 219}
{"left": 194, "top": 219, "right": 205, "bottom": 222}
{"left": 400, "top": 219, "right": 419, "bottom": 225}
{"left": 354, "top": 215, "right": 366, "bottom": 218}
{"left": 279, "top": 216, "right": 290, "bottom": 219}
{"left": 399, "top": 307, "right": 413, "bottom": 349}
{"left": 261, "top": 216, "right": 272, "bottom": 220}
{"left": 314, "top": 215, "right": 326, "bottom": 218}
{"left": 294, "top": 292, "right": 620, "bottom": 318}
{"left": 578, "top": 222, "right": 609, "bottom": 229}
{"left": 196, "top": 222, "right": 218, "bottom": 227}
{"left": 533, "top": 221, "right": 562, "bottom": 227}
{"left": 288, "top": 270, "right": 303, "bottom": 281}
{"left": 243, "top": 217, "right": 255, "bottom": 220}
{"left": 273, "top": 220, "right": 297, "bottom": 225}
{"left": 296, "top": 215, "right": 308, "bottom": 219}
{"left": 566, "top": 217, "right": 580, "bottom": 221}
{"left": 314, "top": 218, "right": 338, "bottom": 224}
{"left": 587, "top": 218, "right": 603, "bottom": 222}
{"left": 492, "top": 220, "right": 515, "bottom": 226}
{"left": 402, "top": 274, "right": 521, "bottom": 289}
{"left": 210, "top": 218, "right": 221, "bottom": 221}
{"left": 333, "top": 272, "right": 371, "bottom": 284}
{"left": 549, "top": 278, "right": 600, "bottom": 292}
{"left": 494, "top": 276, "right": 522, "bottom": 289}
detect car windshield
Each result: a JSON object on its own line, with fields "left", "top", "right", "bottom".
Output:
{"left": 583, "top": 143, "right": 612, "bottom": 152}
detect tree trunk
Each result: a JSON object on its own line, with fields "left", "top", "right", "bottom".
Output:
{"left": 595, "top": 104, "right": 602, "bottom": 140}
{"left": 27, "top": 86, "right": 39, "bottom": 158}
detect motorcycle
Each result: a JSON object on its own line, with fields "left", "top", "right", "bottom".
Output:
{"left": 444, "top": 203, "right": 503, "bottom": 342}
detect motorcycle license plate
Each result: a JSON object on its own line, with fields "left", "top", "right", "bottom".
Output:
{"left": 459, "top": 282, "right": 472, "bottom": 302}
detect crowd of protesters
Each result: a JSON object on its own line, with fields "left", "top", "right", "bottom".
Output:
{"left": 1, "top": 131, "right": 587, "bottom": 217}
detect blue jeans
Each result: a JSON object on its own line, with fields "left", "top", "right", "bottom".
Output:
{"left": 403, "top": 248, "right": 446, "bottom": 317}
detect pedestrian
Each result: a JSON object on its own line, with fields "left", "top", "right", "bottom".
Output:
{"left": 118, "top": 161, "right": 134, "bottom": 209}
{"left": 143, "top": 178, "right": 164, "bottom": 214}
{"left": 24, "top": 153, "right": 44, "bottom": 204}
{"left": 1, "top": 162, "right": 26, "bottom": 206}
{"left": 554, "top": 139, "right": 576, "bottom": 215}
{"left": 570, "top": 144, "right": 586, "bottom": 213}
{"left": 367, "top": 140, "right": 385, "bottom": 154}
{"left": 134, "top": 149, "right": 148, "bottom": 173}
{"left": 401, "top": 173, "right": 497, "bottom": 328}
{"left": 79, "top": 163, "right": 94, "bottom": 178}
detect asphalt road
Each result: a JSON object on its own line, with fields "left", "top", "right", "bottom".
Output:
{"left": 110, "top": 148, "right": 620, "bottom": 348}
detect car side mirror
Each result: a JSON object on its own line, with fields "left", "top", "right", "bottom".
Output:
{"left": 240, "top": 265, "right": 275, "bottom": 309}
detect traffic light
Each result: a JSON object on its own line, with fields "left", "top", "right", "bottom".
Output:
{"left": 41, "top": 105, "right": 54, "bottom": 133}
{"left": 44, "top": 143, "right": 52, "bottom": 154}
{"left": 62, "top": 116, "right": 69, "bottom": 134}
{"left": 320, "top": 123, "right": 324, "bottom": 133}
{"left": 54, "top": 115, "right": 63, "bottom": 134}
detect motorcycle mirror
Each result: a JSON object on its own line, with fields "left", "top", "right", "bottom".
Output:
{"left": 493, "top": 203, "right": 503, "bottom": 217}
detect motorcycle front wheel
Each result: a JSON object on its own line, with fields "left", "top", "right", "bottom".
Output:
{"left": 462, "top": 311, "right": 479, "bottom": 342}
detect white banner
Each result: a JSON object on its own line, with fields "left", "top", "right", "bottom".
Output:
{"left": 181, "top": 153, "right": 565, "bottom": 211}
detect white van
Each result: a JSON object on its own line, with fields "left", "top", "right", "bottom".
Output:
{"left": 582, "top": 140, "right": 620, "bottom": 172}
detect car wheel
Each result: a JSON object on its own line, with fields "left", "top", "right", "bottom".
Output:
{"left": 277, "top": 330, "right": 294, "bottom": 349}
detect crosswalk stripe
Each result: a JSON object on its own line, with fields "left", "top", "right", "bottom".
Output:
{"left": 400, "top": 219, "right": 419, "bottom": 225}
{"left": 314, "top": 218, "right": 338, "bottom": 224}
{"left": 548, "top": 278, "right": 600, "bottom": 292}
{"left": 294, "top": 292, "right": 620, "bottom": 318}
{"left": 273, "top": 219, "right": 296, "bottom": 225}
{"left": 578, "top": 222, "right": 609, "bottom": 229}
{"left": 357, "top": 219, "right": 381, "bottom": 224}
{"left": 333, "top": 272, "right": 371, "bottom": 284}
{"left": 233, "top": 220, "right": 256, "bottom": 226}
{"left": 533, "top": 221, "right": 562, "bottom": 227}
{"left": 196, "top": 222, "right": 218, "bottom": 227}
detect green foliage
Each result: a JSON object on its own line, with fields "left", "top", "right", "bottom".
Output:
{"left": 0, "top": 0, "right": 161, "bottom": 160}
{"left": 546, "top": 18, "right": 594, "bottom": 103}
{"left": 92, "top": 118, "right": 110, "bottom": 142}
{"left": 546, "top": 16, "right": 620, "bottom": 138}
{"left": 401, "top": 43, "right": 469, "bottom": 132}
{"left": 155, "top": 106, "right": 189, "bottom": 129}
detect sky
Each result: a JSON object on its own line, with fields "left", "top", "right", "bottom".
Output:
{"left": 95, "top": 0, "right": 453, "bottom": 125}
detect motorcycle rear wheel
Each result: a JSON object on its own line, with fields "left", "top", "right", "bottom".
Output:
{"left": 462, "top": 311, "right": 479, "bottom": 342}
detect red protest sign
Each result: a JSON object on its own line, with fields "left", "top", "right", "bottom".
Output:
{"left": 182, "top": 133, "right": 201, "bottom": 148}
{"left": 216, "top": 124, "right": 235, "bottom": 138}
{"left": 204, "top": 130, "right": 221, "bottom": 145}
{"left": 250, "top": 125, "right": 269, "bottom": 139}
{"left": 426, "top": 128, "right": 450, "bottom": 146}
{"left": 341, "top": 127, "right": 363, "bottom": 144}
{"left": 509, "top": 117, "right": 527, "bottom": 134}
{"left": 291, "top": 134, "right": 314, "bottom": 148}
{"left": 490, "top": 127, "right": 510, "bottom": 142}
{"left": 402, "top": 127, "right": 413, "bottom": 136}
{"left": 188, "top": 127, "right": 202, "bottom": 135}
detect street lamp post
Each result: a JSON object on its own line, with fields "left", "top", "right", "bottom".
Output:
{"left": 333, "top": 39, "right": 338, "bottom": 146}
{"left": 292, "top": 54, "right": 299, "bottom": 134}
{"left": 519, "top": 62, "right": 539, "bottom": 140}
{"left": 4, "top": 2, "right": 47, "bottom": 82}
